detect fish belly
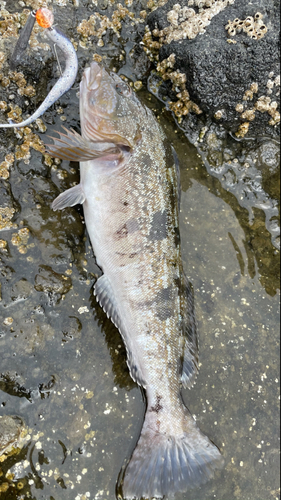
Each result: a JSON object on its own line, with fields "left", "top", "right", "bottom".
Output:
{"left": 80, "top": 144, "right": 223, "bottom": 499}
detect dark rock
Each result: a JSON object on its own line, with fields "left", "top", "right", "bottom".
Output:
{"left": 147, "top": 0, "right": 280, "bottom": 138}
{"left": 34, "top": 264, "right": 72, "bottom": 301}
{"left": 0, "top": 415, "right": 24, "bottom": 454}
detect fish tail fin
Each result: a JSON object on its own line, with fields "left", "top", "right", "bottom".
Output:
{"left": 120, "top": 406, "right": 224, "bottom": 499}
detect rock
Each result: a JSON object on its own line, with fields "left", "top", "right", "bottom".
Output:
{"left": 0, "top": 415, "right": 25, "bottom": 456}
{"left": 34, "top": 264, "right": 72, "bottom": 302}
{"left": 146, "top": 0, "right": 280, "bottom": 139}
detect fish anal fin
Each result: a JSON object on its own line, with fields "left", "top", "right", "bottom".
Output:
{"left": 94, "top": 275, "right": 122, "bottom": 331}
{"left": 52, "top": 184, "right": 85, "bottom": 211}
{"left": 180, "top": 273, "right": 199, "bottom": 389}
{"left": 94, "top": 275, "right": 146, "bottom": 387}
{"left": 45, "top": 126, "right": 121, "bottom": 162}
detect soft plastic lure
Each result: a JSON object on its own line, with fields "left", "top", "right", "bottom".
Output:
{"left": 0, "top": 8, "right": 78, "bottom": 128}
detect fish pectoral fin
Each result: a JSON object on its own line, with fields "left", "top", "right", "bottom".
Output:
{"left": 180, "top": 273, "right": 199, "bottom": 389}
{"left": 52, "top": 184, "right": 85, "bottom": 211}
{"left": 94, "top": 275, "right": 146, "bottom": 387}
{"left": 45, "top": 126, "right": 121, "bottom": 162}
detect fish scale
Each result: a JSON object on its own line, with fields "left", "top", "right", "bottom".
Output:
{"left": 46, "top": 62, "right": 224, "bottom": 499}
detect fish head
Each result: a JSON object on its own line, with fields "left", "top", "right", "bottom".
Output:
{"left": 80, "top": 62, "right": 143, "bottom": 149}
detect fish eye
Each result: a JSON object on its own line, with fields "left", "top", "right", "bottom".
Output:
{"left": 115, "top": 82, "right": 131, "bottom": 97}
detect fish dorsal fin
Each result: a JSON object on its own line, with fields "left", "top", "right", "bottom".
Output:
{"left": 45, "top": 126, "right": 122, "bottom": 162}
{"left": 52, "top": 184, "right": 85, "bottom": 211}
{"left": 94, "top": 275, "right": 146, "bottom": 387}
{"left": 180, "top": 273, "right": 199, "bottom": 389}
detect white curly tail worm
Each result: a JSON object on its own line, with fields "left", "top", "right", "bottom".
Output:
{"left": 0, "top": 9, "right": 78, "bottom": 129}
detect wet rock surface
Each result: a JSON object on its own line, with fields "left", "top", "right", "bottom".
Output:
{"left": 0, "top": 415, "right": 25, "bottom": 455}
{"left": 0, "top": 1, "right": 280, "bottom": 500}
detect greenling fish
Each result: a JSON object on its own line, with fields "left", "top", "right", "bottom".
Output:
{"left": 45, "top": 62, "right": 224, "bottom": 499}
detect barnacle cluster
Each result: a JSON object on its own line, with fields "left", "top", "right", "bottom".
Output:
{"left": 235, "top": 82, "right": 280, "bottom": 137}
{"left": 266, "top": 71, "right": 280, "bottom": 97}
{"left": 0, "top": 153, "right": 14, "bottom": 180}
{"left": 157, "top": 54, "right": 202, "bottom": 122}
{"left": 242, "top": 82, "right": 258, "bottom": 101}
{"left": 255, "top": 96, "right": 280, "bottom": 126}
{"left": 14, "top": 126, "right": 45, "bottom": 163}
{"left": 146, "top": 0, "right": 169, "bottom": 11}
{"left": 0, "top": 206, "right": 16, "bottom": 231}
{"left": 142, "top": 26, "right": 161, "bottom": 59}
{"left": 0, "top": 239, "right": 7, "bottom": 250}
{"left": 150, "top": 0, "right": 234, "bottom": 44}
{"left": 225, "top": 13, "right": 267, "bottom": 39}
{"left": 235, "top": 121, "right": 250, "bottom": 139}
{"left": 0, "top": 115, "right": 46, "bottom": 162}
{"left": 18, "top": 0, "right": 51, "bottom": 9}
{"left": 11, "top": 227, "right": 30, "bottom": 254}
{"left": 0, "top": 9, "right": 20, "bottom": 38}
{"left": 0, "top": 71, "right": 36, "bottom": 97}
{"left": 0, "top": 51, "right": 5, "bottom": 69}
{"left": 77, "top": 4, "right": 145, "bottom": 48}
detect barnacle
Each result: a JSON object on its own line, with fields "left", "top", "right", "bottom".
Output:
{"left": 0, "top": 206, "right": 16, "bottom": 231}
{"left": 241, "top": 108, "right": 255, "bottom": 121}
{"left": 235, "top": 121, "right": 249, "bottom": 138}
{"left": 243, "top": 82, "right": 258, "bottom": 101}
{"left": 235, "top": 81, "right": 280, "bottom": 136}
{"left": 235, "top": 103, "right": 244, "bottom": 113}
{"left": 157, "top": 54, "right": 202, "bottom": 122}
{"left": 147, "top": 0, "right": 235, "bottom": 45}
{"left": 214, "top": 109, "right": 224, "bottom": 119}
{"left": 77, "top": 4, "right": 143, "bottom": 48}
{"left": 225, "top": 13, "right": 268, "bottom": 39}
{"left": 11, "top": 227, "right": 30, "bottom": 254}
{"left": 0, "top": 51, "right": 5, "bottom": 69}
{"left": 0, "top": 153, "right": 14, "bottom": 180}
{"left": 254, "top": 96, "right": 280, "bottom": 125}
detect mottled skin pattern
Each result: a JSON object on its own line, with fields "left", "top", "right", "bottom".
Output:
{"left": 47, "top": 63, "right": 223, "bottom": 499}
{"left": 82, "top": 124, "right": 184, "bottom": 394}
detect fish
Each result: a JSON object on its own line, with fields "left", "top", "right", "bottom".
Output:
{"left": 44, "top": 61, "right": 224, "bottom": 499}
{"left": 0, "top": 8, "right": 78, "bottom": 129}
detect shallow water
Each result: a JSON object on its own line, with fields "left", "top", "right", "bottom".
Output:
{"left": 0, "top": 2, "right": 280, "bottom": 500}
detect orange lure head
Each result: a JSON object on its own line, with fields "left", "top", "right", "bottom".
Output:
{"left": 35, "top": 8, "right": 54, "bottom": 28}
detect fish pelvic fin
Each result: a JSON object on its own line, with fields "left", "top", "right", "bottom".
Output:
{"left": 52, "top": 184, "right": 85, "bottom": 211}
{"left": 180, "top": 274, "right": 199, "bottom": 389}
{"left": 45, "top": 126, "right": 122, "bottom": 162}
{"left": 120, "top": 406, "right": 224, "bottom": 499}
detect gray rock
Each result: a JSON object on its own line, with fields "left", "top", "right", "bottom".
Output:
{"left": 34, "top": 264, "right": 72, "bottom": 302}
{"left": 0, "top": 415, "right": 24, "bottom": 455}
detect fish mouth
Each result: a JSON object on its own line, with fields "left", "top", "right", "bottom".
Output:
{"left": 79, "top": 62, "right": 134, "bottom": 149}
{"left": 83, "top": 63, "right": 103, "bottom": 92}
